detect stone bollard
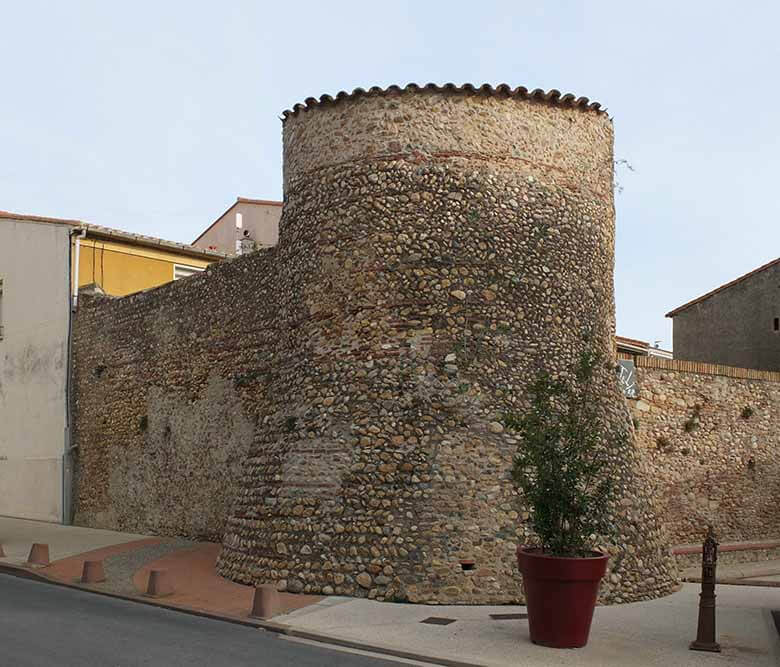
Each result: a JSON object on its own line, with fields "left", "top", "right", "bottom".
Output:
{"left": 145, "top": 569, "right": 175, "bottom": 597}
{"left": 27, "top": 543, "right": 50, "bottom": 566}
{"left": 250, "top": 584, "right": 280, "bottom": 619}
{"left": 80, "top": 560, "right": 106, "bottom": 583}
{"left": 690, "top": 525, "right": 721, "bottom": 652}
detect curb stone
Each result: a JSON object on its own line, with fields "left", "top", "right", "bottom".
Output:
{"left": 682, "top": 575, "right": 780, "bottom": 588}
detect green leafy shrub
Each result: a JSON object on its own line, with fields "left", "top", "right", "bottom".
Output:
{"left": 502, "top": 348, "right": 619, "bottom": 557}
{"left": 741, "top": 406, "right": 754, "bottom": 419}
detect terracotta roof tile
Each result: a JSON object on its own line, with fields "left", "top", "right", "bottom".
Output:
{"left": 616, "top": 335, "right": 650, "bottom": 349}
{"left": 1, "top": 209, "right": 226, "bottom": 260}
{"left": 236, "top": 197, "right": 282, "bottom": 207}
{"left": 0, "top": 209, "right": 82, "bottom": 226}
{"left": 281, "top": 82, "right": 605, "bottom": 119}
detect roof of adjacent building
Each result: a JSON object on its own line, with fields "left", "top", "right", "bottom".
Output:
{"left": 192, "top": 197, "right": 283, "bottom": 245}
{"left": 0, "top": 209, "right": 227, "bottom": 261}
{"left": 616, "top": 335, "right": 672, "bottom": 356}
{"left": 666, "top": 257, "right": 780, "bottom": 318}
{"left": 616, "top": 335, "right": 650, "bottom": 351}
{"left": 282, "top": 82, "right": 606, "bottom": 119}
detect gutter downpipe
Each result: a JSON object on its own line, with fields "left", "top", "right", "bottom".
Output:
{"left": 72, "top": 227, "right": 87, "bottom": 308}
{"left": 63, "top": 227, "right": 86, "bottom": 525}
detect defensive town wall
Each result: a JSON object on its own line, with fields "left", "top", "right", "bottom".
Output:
{"left": 72, "top": 84, "right": 681, "bottom": 605}
{"left": 627, "top": 356, "right": 780, "bottom": 546}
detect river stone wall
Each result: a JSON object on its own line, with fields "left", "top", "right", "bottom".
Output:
{"left": 71, "top": 258, "right": 272, "bottom": 540}
{"left": 216, "top": 85, "right": 678, "bottom": 604}
{"left": 73, "top": 85, "right": 678, "bottom": 604}
{"left": 628, "top": 362, "right": 780, "bottom": 545}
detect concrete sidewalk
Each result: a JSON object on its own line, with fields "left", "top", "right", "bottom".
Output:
{"left": 275, "top": 584, "right": 780, "bottom": 666}
{"left": 2, "top": 517, "right": 779, "bottom": 666}
{"left": 0, "top": 515, "right": 150, "bottom": 565}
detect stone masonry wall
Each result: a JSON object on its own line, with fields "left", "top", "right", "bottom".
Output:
{"left": 73, "top": 85, "right": 678, "bottom": 605}
{"left": 628, "top": 358, "right": 780, "bottom": 545}
{"left": 220, "top": 86, "right": 677, "bottom": 604}
{"left": 72, "top": 251, "right": 276, "bottom": 541}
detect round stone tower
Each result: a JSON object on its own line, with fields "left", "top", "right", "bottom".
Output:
{"left": 217, "top": 84, "right": 678, "bottom": 604}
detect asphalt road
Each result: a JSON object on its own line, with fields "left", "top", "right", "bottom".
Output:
{"left": 0, "top": 573, "right": 405, "bottom": 667}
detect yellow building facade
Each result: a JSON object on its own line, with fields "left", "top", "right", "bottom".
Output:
{"left": 72, "top": 225, "right": 224, "bottom": 297}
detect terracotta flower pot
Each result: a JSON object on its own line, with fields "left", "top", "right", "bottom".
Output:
{"left": 517, "top": 545, "right": 608, "bottom": 648}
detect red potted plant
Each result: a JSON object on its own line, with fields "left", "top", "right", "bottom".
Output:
{"left": 503, "top": 347, "right": 620, "bottom": 648}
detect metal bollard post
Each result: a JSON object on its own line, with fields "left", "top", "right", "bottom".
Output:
{"left": 690, "top": 525, "right": 721, "bottom": 653}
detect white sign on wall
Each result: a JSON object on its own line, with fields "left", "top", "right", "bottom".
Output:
{"left": 617, "top": 359, "right": 639, "bottom": 398}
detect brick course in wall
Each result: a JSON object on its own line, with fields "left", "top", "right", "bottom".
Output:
{"left": 73, "top": 85, "right": 678, "bottom": 605}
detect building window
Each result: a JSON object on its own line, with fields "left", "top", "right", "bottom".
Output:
{"left": 173, "top": 264, "right": 205, "bottom": 281}
{"left": 774, "top": 317, "right": 779, "bottom": 332}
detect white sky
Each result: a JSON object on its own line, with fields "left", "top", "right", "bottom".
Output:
{"left": 2, "top": 1, "right": 778, "bottom": 349}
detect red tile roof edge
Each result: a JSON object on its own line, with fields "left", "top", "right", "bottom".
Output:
{"left": 1, "top": 209, "right": 226, "bottom": 260}
{"left": 616, "top": 335, "right": 650, "bottom": 349}
{"left": 0, "top": 209, "right": 83, "bottom": 226}
{"left": 281, "top": 82, "right": 606, "bottom": 120}
{"left": 237, "top": 197, "right": 282, "bottom": 207}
